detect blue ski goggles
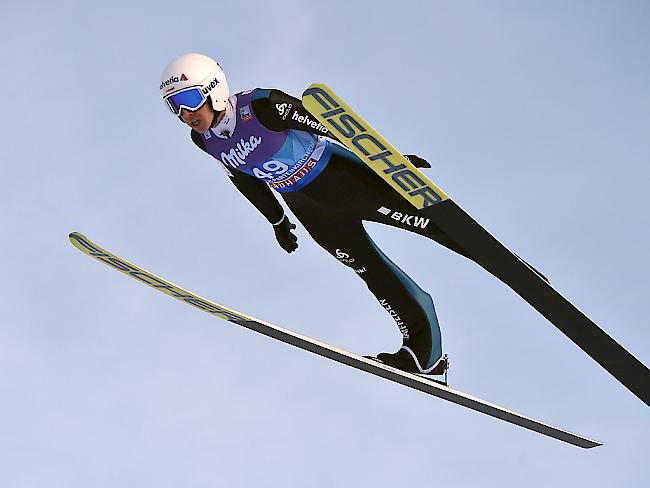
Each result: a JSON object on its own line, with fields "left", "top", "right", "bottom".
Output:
{"left": 164, "top": 87, "right": 207, "bottom": 115}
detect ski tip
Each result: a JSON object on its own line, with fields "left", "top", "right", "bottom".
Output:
{"left": 68, "top": 232, "right": 89, "bottom": 249}
{"left": 302, "top": 82, "right": 330, "bottom": 97}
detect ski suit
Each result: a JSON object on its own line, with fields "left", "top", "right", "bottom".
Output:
{"left": 190, "top": 88, "right": 467, "bottom": 373}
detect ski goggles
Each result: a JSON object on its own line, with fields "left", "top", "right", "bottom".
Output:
{"left": 164, "top": 87, "right": 207, "bottom": 115}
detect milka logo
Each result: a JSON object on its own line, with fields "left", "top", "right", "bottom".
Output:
{"left": 276, "top": 103, "right": 292, "bottom": 120}
{"left": 201, "top": 77, "right": 220, "bottom": 95}
{"left": 220, "top": 136, "right": 262, "bottom": 168}
{"left": 159, "top": 73, "right": 188, "bottom": 90}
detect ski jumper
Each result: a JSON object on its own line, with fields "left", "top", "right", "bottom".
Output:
{"left": 191, "top": 88, "right": 466, "bottom": 373}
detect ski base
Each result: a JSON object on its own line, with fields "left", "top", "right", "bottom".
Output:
{"left": 69, "top": 232, "right": 601, "bottom": 449}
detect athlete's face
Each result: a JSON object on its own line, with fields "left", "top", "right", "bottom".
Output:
{"left": 180, "top": 101, "right": 214, "bottom": 133}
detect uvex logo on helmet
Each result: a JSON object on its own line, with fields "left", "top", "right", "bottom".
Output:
{"left": 201, "top": 77, "right": 220, "bottom": 95}
{"left": 159, "top": 73, "right": 188, "bottom": 90}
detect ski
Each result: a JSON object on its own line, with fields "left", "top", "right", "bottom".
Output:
{"left": 69, "top": 232, "right": 600, "bottom": 448}
{"left": 302, "top": 83, "right": 650, "bottom": 407}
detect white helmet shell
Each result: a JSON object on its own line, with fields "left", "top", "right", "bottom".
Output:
{"left": 160, "top": 53, "right": 229, "bottom": 112}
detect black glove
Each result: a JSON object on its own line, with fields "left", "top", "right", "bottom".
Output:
{"left": 404, "top": 154, "right": 431, "bottom": 168}
{"left": 273, "top": 215, "right": 298, "bottom": 253}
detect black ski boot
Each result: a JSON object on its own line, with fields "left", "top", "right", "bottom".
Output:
{"left": 368, "top": 348, "right": 450, "bottom": 384}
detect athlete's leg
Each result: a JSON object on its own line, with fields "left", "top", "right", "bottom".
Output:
{"left": 284, "top": 197, "right": 443, "bottom": 373}
{"left": 297, "top": 149, "right": 476, "bottom": 262}
{"left": 363, "top": 197, "right": 475, "bottom": 261}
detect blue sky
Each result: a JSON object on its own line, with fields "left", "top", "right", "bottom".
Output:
{"left": 2, "top": 1, "right": 649, "bottom": 486}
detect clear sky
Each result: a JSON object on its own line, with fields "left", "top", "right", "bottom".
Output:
{"left": 2, "top": 1, "right": 649, "bottom": 486}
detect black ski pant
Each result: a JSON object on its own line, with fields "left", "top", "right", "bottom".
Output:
{"left": 282, "top": 148, "right": 472, "bottom": 371}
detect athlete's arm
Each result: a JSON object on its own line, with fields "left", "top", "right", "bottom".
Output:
{"left": 251, "top": 89, "right": 340, "bottom": 140}
{"left": 191, "top": 129, "right": 284, "bottom": 224}
{"left": 251, "top": 89, "right": 430, "bottom": 168}
{"left": 191, "top": 129, "right": 299, "bottom": 252}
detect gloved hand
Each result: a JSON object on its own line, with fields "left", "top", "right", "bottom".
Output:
{"left": 273, "top": 215, "right": 298, "bottom": 253}
{"left": 404, "top": 154, "right": 431, "bottom": 168}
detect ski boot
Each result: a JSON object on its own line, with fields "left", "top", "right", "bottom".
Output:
{"left": 366, "top": 349, "right": 450, "bottom": 385}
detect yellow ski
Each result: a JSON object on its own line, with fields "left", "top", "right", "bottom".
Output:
{"left": 302, "top": 83, "right": 448, "bottom": 209}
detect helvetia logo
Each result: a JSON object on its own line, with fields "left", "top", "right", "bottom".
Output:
{"left": 159, "top": 73, "right": 188, "bottom": 90}
{"left": 291, "top": 110, "right": 329, "bottom": 134}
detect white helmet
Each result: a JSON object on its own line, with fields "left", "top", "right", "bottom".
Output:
{"left": 159, "top": 53, "right": 229, "bottom": 115}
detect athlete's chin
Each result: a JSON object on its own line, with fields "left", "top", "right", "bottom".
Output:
{"left": 189, "top": 121, "right": 208, "bottom": 133}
